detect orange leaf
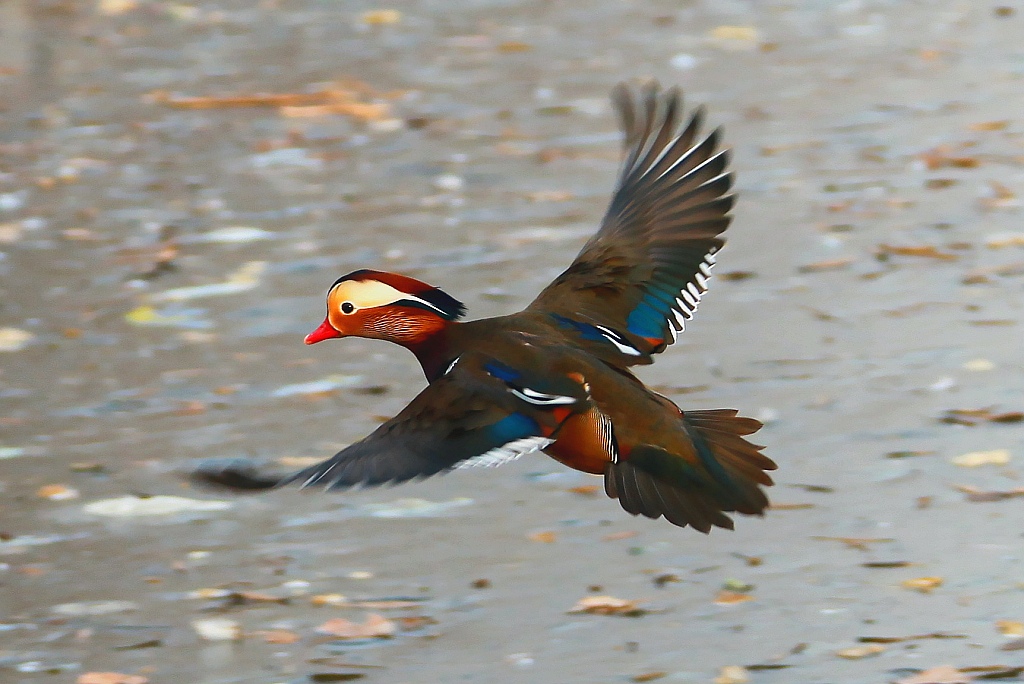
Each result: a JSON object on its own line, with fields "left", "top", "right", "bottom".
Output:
{"left": 78, "top": 674, "right": 148, "bottom": 684}
{"left": 714, "top": 590, "right": 753, "bottom": 605}
{"left": 316, "top": 614, "right": 396, "bottom": 639}
{"left": 568, "top": 595, "right": 647, "bottom": 616}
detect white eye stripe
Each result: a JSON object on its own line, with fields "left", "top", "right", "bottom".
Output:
{"left": 510, "top": 387, "right": 578, "bottom": 406}
{"left": 455, "top": 436, "right": 554, "bottom": 468}
{"left": 397, "top": 294, "right": 450, "bottom": 316}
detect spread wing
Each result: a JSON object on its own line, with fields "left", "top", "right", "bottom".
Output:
{"left": 530, "top": 81, "right": 733, "bottom": 366}
{"left": 193, "top": 354, "right": 592, "bottom": 491}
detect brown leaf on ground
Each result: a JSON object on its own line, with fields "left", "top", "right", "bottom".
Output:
{"left": 858, "top": 632, "right": 966, "bottom": 644}
{"left": 714, "top": 590, "right": 753, "bottom": 605}
{"left": 396, "top": 616, "right": 438, "bottom": 631}
{"left": 876, "top": 244, "right": 958, "bottom": 261}
{"left": 344, "top": 599, "right": 426, "bottom": 610}
{"left": 1000, "top": 637, "right": 1024, "bottom": 651}
{"left": 962, "top": 261, "right": 1024, "bottom": 284}
{"left": 602, "top": 530, "right": 640, "bottom": 541}
{"left": 252, "top": 629, "right": 301, "bottom": 644}
{"left": 316, "top": 614, "right": 396, "bottom": 639}
{"left": 812, "top": 536, "right": 895, "bottom": 551}
{"left": 836, "top": 644, "right": 885, "bottom": 659}
{"left": 78, "top": 674, "right": 148, "bottom": 684}
{"left": 969, "top": 120, "right": 1010, "bottom": 131}
{"left": 979, "top": 181, "right": 1019, "bottom": 211}
{"left": 940, "top": 408, "right": 1024, "bottom": 426}
{"left": 150, "top": 87, "right": 392, "bottom": 122}
{"left": 632, "top": 671, "right": 668, "bottom": 682}
{"left": 996, "top": 620, "right": 1024, "bottom": 636}
{"left": 895, "top": 665, "right": 972, "bottom": 684}
{"left": 225, "top": 590, "right": 290, "bottom": 605}
{"left": 568, "top": 595, "right": 648, "bottom": 616}
{"left": 955, "top": 484, "right": 1024, "bottom": 502}
{"left": 567, "top": 485, "right": 600, "bottom": 496}
{"left": 797, "top": 258, "right": 853, "bottom": 273}
{"left": 718, "top": 270, "right": 757, "bottom": 281}
{"left": 919, "top": 145, "right": 981, "bottom": 170}
{"left": 901, "top": 577, "right": 943, "bottom": 593}
{"left": 713, "top": 665, "right": 750, "bottom": 684}
{"left": 528, "top": 531, "right": 557, "bottom": 543}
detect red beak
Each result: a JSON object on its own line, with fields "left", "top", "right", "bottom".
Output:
{"left": 305, "top": 318, "right": 341, "bottom": 345}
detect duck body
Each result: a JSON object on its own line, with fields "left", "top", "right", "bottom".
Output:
{"left": 201, "top": 82, "right": 776, "bottom": 532}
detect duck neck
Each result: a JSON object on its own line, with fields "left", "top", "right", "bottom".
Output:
{"left": 403, "top": 322, "right": 458, "bottom": 383}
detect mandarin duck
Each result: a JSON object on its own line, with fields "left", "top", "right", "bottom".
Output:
{"left": 199, "top": 82, "right": 776, "bottom": 532}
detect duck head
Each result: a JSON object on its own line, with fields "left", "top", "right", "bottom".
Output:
{"left": 305, "top": 269, "right": 466, "bottom": 346}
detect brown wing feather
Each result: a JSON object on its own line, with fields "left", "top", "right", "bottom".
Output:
{"left": 530, "top": 81, "right": 734, "bottom": 366}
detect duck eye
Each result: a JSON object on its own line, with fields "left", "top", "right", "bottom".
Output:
{"left": 340, "top": 302, "right": 355, "bottom": 314}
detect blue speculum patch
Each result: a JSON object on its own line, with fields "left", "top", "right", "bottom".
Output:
{"left": 490, "top": 412, "right": 540, "bottom": 442}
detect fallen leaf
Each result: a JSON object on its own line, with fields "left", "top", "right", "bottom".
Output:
{"left": 524, "top": 190, "right": 572, "bottom": 202}
{"left": 252, "top": 629, "right": 301, "bottom": 644}
{"left": 567, "top": 485, "right": 600, "bottom": 497}
{"left": 97, "top": 0, "right": 137, "bottom": 15}
{"left": 396, "top": 616, "right": 437, "bottom": 631}
{"left": 497, "top": 40, "right": 532, "bottom": 53}
{"left": 713, "top": 665, "right": 750, "bottom": 684}
{"left": 887, "top": 450, "right": 936, "bottom": 459}
{"left": 797, "top": 258, "right": 853, "bottom": 273}
{"left": 812, "top": 536, "right": 895, "bottom": 550}
{"left": 568, "top": 595, "right": 647, "bottom": 616}
{"left": 901, "top": 576, "right": 943, "bottom": 593}
{"left": 954, "top": 484, "right": 1024, "bottom": 502}
{"left": 979, "top": 181, "right": 1019, "bottom": 211}
{"left": 952, "top": 449, "right": 1011, "bottom": 467}
{"left": 985, "top": 232, "right": 1024, "bottom": 248}
{"left": 858, "top": 633, "right": 966, "bottom": 643}
{"left": 969, "top": 120, "right": 1010, "bottom": 131}
{"left": 719, "top": 270, "right": 757, "bottom": 281}
{"left": 1000, "top": 637, "right": 1024, "bottom": 651}
{"left": 714, "top": 590, "right": 753, "bottom": 605}
{"left": 632, "top": 672, "right": 667, "bottom": 683}
{"left": 862, "top": 561, "right": 913, "bottom": 569}
{"left": 919, "top": 145, "right": 981, "bottom": 170}
{"left": 37, "top": 484, "right": 80, "bottom": 501}
{"left": 942, "top": 408, "right": 1023, "bottom": 425}
{"left": 528, "top": 531, "right": 557, "bottom": 543}
{"left": 359, "top": 9, "right": 401, "bottom": 25}
{"left": 895, "top": 665, "right": 972, "bottom": 684}
{"left": 225, "top": 590, "right": 290, "bottom": 605}
{"left": 311, "top": 594, "right": 348, "bottom": 606}
{"left": 876, "top": 244, "right": 957, "bottom": 261}
{"left": 77, "top": 674, "right": 148, "bottom": 684}
{"left": 602, "top": 530, "right": 640, "bottom": 541}
{"left": 316, "top": 614, "right": 396, "bottom": 639}
{"left": 836, "top": 644, "right": 885, "bottom": 659}
{"left": 996, "top": 620, "right": 1024, "bottom": 636}
{"left": 345, "top": 599, "right": 427, "bottom": 610}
